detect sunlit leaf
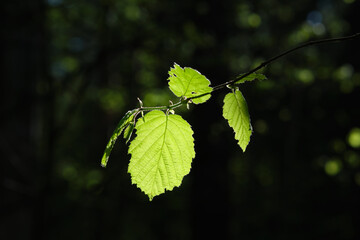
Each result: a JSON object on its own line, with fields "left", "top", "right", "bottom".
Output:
{"left": 234, "top": 73, "right": 267, "bottom": 84}
{"left": 223, "top": 89, "right": 252, "bottom": 151}
{"left": 101, "top": 110, "right": 136, "bottom": 167}
{"left": 123, "top": 122, "right": 135, "bottom": 144}
{"left": 168, "top": 63, "right": 212, "bottom": 104}
{"left": 128, "top": 110, "right": 195, "bottom": 200}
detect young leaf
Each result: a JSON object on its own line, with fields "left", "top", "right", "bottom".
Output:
{"left": 123, "top": 122, "right": 135, "bottom": 144}
{"left": 234, "top": 73, "right": 267, "bottom": 84}
{"left": 168, "top": 63, "right": 212, "bottom": 104}
{"left": 223, "top": 89, "right": 252, "bottom": 151}
{"left": 101, "top": 110, "right": 136, "bottom": 167}
{"left": 128, "top": 110, "right": 195, "bottom": 200}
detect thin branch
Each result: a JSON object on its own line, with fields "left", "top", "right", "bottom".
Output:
{"left": 126, "top": 33, "right": 360, "bottom": 111}
{"left": 190, "top": 32, "right": 360, "bottom": 101}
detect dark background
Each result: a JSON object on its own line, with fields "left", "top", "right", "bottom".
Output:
{"left": 1, "top": 0, "right": 360, "bottom": 239}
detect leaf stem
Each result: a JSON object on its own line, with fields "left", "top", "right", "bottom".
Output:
{"left": 136, "top": 100, "right": 184, "bottom": 113}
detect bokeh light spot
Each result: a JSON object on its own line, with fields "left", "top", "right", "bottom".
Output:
{"left": 324, "top": 159, "right": 342, "bottom": 176}
{"left": 125, "top": 5, "right": 141, "bottom": 21}
{"left": 307, "top": 11, "right": 322, "bottom": 25}
{"left": 86, "top": 170, "right": 103, "bottom": 190}
{"left": 248, "top": 14, "right": 261, "bottom": 28}
{"left": 254, "top": 119, "right": 268, "bottom": 134}
{"left": 335, "top": 64, "right": 354, "bottom": 80}
{"left": 61, "top": 164, "right": 78, "bottom": 181}
{"left": 99, "top": 89, "right": 125, "bottom": 113}
{"left": 312, "top": 23, "right": 326, "bottom": 35}
{"left": 345, "top": 151, "right": 360, "bottom": 168}
{"left": 297, "top": 69, "right": 314, "bottom": 84}
{"left": 348, "top": 128, "right": 360, "bottom": 148}
{"left": 61, "top": 56, "right": 79, "bottom": 72}
{"left": 143, "top": 90, "right": 173, "bottom": 108}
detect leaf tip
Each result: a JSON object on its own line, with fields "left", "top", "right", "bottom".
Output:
{"left": 240, "top": 144, "right": 248, "bottom": 152}
{"left": 101, "top": 154, "right": 108, "bottom": 168}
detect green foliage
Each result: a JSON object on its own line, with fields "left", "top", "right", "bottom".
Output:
{"left": 234, "top": 73, "right": 267, "bottom": 84}
{"left": 101, "top": 110, "right": 135, "bottom": 167}
{"left": 123, "top": 121, "right": 135, "bottom": 144}
{"left": 222, "top": 89, "right": 252, "bottom": 152}
{"left": 168, "top": 63, "right": 212, "bottom": 104}
{"left": 101, "top": 63, "right": 260, "bottom": 200}
{"left": 100, "top": 33, "right": 360, "bottom": 201}
{"left": 128, "top": 110, "right": 195, "bottom": 200}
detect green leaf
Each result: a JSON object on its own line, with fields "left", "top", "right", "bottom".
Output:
{"left": 123, "top": 122, "right": 135, "bottom": 144}
{"left": 101, "top": 110, "right": 136, "bottom": 167}
{"left": 128, "top": 110, "right": 195, "bottom": 200}
{"left": 223, "top": 89, "right": 252, "bottom": 151}
{"left": 234, "top": 73, "right": 267, "bottom": 84}
{"left": 168, "top": 63, "right": 212, "bottom": 104}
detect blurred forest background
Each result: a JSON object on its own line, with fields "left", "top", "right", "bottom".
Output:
{"left": 1, "top": 0, "right": 360, "bottom": 239}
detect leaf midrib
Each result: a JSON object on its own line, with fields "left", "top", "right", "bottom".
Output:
{"left": 153, "top": 114, "right": 169, "bottom": 192}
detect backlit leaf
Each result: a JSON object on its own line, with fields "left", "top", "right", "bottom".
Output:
{"left": 128, "top": 110, "right": 195, "bottom": 200}
{"left": 101, "top": 110, "right": 136, "bottom": 167}
{"left": 223, "top": 89, "right": 252, "bottom": 151}
{"left": 123, "top": 121, "right": 135, "bottom": 144}
{"left": 234, "top": 73, "right": 267, "bottom": 84}
{"left": 168, "top": 63, "right": 212, "bottom": 104}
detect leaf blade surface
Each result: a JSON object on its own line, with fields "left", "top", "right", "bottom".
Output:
{"left": 128, "top": 110, "right": 195, "bottom": 200}
{"left": 101, "top": 110, "right": 136, "bottom": 167}
{"left": 223, "top": 90, "right": 252, "bottom": 151}
{"left": 168, "top": 63, "right": 212, "bottom": 104}
{"left": 234, "top": 73, "right": 267, "bottom": 84}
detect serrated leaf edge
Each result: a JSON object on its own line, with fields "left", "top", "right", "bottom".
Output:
{"left": 223, "top": 90, "right": 252, "bottom": 152}
{"left": 128, "top": 110, "right": 195, "bottom": 200}
{"left": 101, "top": 110, "right": 136, "bottom": 167}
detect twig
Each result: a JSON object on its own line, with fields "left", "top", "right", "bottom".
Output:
{"left": 189, "top": 32, "right": 360, "bottom": 101}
